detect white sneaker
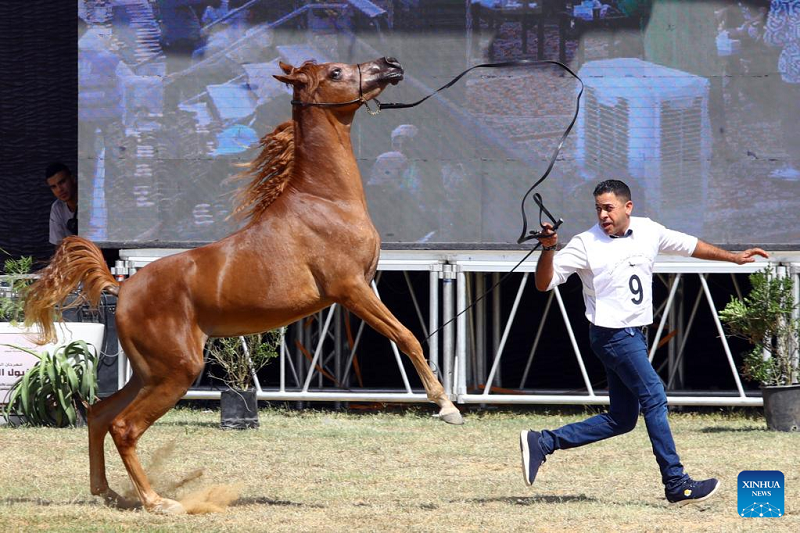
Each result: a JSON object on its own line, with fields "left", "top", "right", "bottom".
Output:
{"left": 769, "top": 165, "right": 800, "bottom": 181}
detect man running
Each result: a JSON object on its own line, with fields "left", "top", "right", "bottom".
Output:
{"left": 520, "top": 179, "right": 768, "bottom": 505}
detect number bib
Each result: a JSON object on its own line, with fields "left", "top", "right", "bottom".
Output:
{"left": 582, "top": 231, "right": 658, "bottom": 328}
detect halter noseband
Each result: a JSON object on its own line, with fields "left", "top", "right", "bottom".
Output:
{"left": 290, "top": 63, "right": 381, "bottom": 115}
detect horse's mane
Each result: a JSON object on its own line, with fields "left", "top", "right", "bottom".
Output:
{"left": 230, "top": 120, "right": 295, "bottom": 222}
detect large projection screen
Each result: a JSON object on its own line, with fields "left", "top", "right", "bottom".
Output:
{"left": 78, "top": 0, "right": 799, "bottom": 248}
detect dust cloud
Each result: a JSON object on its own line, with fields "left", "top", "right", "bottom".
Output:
{"left": 122, "top": 440, "right": 242, "bottom": 514}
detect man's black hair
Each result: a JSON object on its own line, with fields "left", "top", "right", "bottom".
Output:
{"left": 593, "top": 179, "right": 631, "bottom": 202}
{"left": 45, "top": 162, "right": 71, "bottom": 180}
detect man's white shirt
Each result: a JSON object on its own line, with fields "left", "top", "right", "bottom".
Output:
{"left": 546, "top": 217, "right": 698, "bottom": 328}
{"left": 49, "top": 198, "right": 76, "bottom": 245}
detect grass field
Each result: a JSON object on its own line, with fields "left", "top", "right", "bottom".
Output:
{"left": 0, "top": 406, "right": 798, "bottom": 532}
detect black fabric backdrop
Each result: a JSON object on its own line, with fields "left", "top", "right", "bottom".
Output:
{"left": 0, "top": 1, "right": 77, "bottom": 269}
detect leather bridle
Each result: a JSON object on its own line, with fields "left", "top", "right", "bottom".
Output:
{"left": 290, "top": 62, "right": 384, "bottom": 115}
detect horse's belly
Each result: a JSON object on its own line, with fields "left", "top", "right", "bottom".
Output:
{"left": 201, "top": 297, "right": 331, "bottom": 337}
{"left": 195, "top": 268, "right": 328, "bottom": 337}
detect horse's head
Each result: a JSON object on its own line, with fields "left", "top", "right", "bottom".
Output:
{"left": 275, "top": 57, "right": 403, "bottom": 114}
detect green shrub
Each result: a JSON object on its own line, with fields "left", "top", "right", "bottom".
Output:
{"left": 206, "top": 330, "right": 282, "bottom": 390}
{"left": 719, "top": 268, "right": 799, "bottom": 387}
{"left": 0, "top": 252, "right": 34, "bottom": 324}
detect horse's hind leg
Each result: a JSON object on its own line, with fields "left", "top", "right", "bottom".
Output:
{"left": 108, "top": 339, "right": 205, "bottom": 514}
{"left": 88, "top": 374, "right": 143, "bottom": 509}
{"left": 338, "top": 281, "right": 463, "bottom": 425}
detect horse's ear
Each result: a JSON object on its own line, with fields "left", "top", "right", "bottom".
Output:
{"left": 274, "top": 71, "right": 308, "bottom": 87}
{"left": 278, "top": 61, "right": 294, "bottom": 74}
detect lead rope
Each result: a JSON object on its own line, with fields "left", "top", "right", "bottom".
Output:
{"left": 292, "top": 59, "right": 584, "bottom": 348}
{"left": 375, "top": 60, "right": 583, "bottom": 345}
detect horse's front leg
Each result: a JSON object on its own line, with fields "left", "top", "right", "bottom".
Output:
{"left": 337, "top": 281, "right": 464, "bottom": 425}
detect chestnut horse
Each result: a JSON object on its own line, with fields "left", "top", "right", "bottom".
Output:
{"left": 25, "top": 57, "right": 462, "bottom": 514}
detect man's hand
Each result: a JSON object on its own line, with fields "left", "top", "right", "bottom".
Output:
{"left": 537, "top": 223, "right": 558, "bottom": 250}
{"left": 535, "top": 223, "right": 557, "bottom": 291}
{"left": 733, "top": 248, "right": 769, "bottom": 265}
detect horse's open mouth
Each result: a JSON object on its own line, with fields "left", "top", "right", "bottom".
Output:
{"left": 383, "top": 70, "right": 404, "bottom": 85}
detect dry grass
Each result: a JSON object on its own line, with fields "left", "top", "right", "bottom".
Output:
{"left": 0, "top": 406, "right": 798, "bottom": 532}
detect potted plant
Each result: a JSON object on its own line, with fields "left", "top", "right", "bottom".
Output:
{"left": 2, "top": 340, "right": 99, "bottom": 427}
{"left": 206, "top": 330, "right": 281, "bottom": 429}
{"left": 1, "top": 250, "right": 105, "bottom": 405}
{"left": 0, "top": 253, "right": 33, "bottom": 325}
{"left": 720, "top": 267, "right": 800, "bottom": 431}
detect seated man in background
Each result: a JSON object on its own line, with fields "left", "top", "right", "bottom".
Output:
{"left": 46, "top": 162, "right": 78, "bottom": 246}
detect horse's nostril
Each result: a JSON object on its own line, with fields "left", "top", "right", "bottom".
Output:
{"left": 384, "top": 57, "right": 401, "bottom": 68}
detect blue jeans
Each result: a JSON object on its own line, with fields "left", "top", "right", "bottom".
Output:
{"left": 539, "top": 325, "right": 689, "bottom": 491}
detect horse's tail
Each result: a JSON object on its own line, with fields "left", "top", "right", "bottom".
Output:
{"left": 24, "top": 236, "right": 120, "bottom": 345}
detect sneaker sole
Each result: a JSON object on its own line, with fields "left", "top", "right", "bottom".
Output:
{"left": 519, "top": 430, "right": 532, "bottom": 486}
{"left": 672, "top": 480, "right": 721, "bottom": 507}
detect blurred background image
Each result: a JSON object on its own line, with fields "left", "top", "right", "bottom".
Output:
{"left": 78, "top": 0, "right": 800, "bottom": 248}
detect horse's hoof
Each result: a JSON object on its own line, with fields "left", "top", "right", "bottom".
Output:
{"left": 438, "top": 406, "right": 464, "bottom": 425}
{"left": 150, "top": 497, "right": 187, "bottom": 515}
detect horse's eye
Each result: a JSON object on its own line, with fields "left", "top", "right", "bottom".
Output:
{"left": 330, "top": 68, "right": 342, "bottom": 80}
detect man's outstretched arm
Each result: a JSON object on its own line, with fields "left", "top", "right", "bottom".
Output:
{"left": 691, "top": 241, "right": 769, "bottom": 265}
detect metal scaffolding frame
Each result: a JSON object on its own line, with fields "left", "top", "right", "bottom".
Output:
{"left": 452, "top": 252, "right": 775, "bottom": 407}
{"left": 117, "top": 249, "right": 800, "bottom": 407}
